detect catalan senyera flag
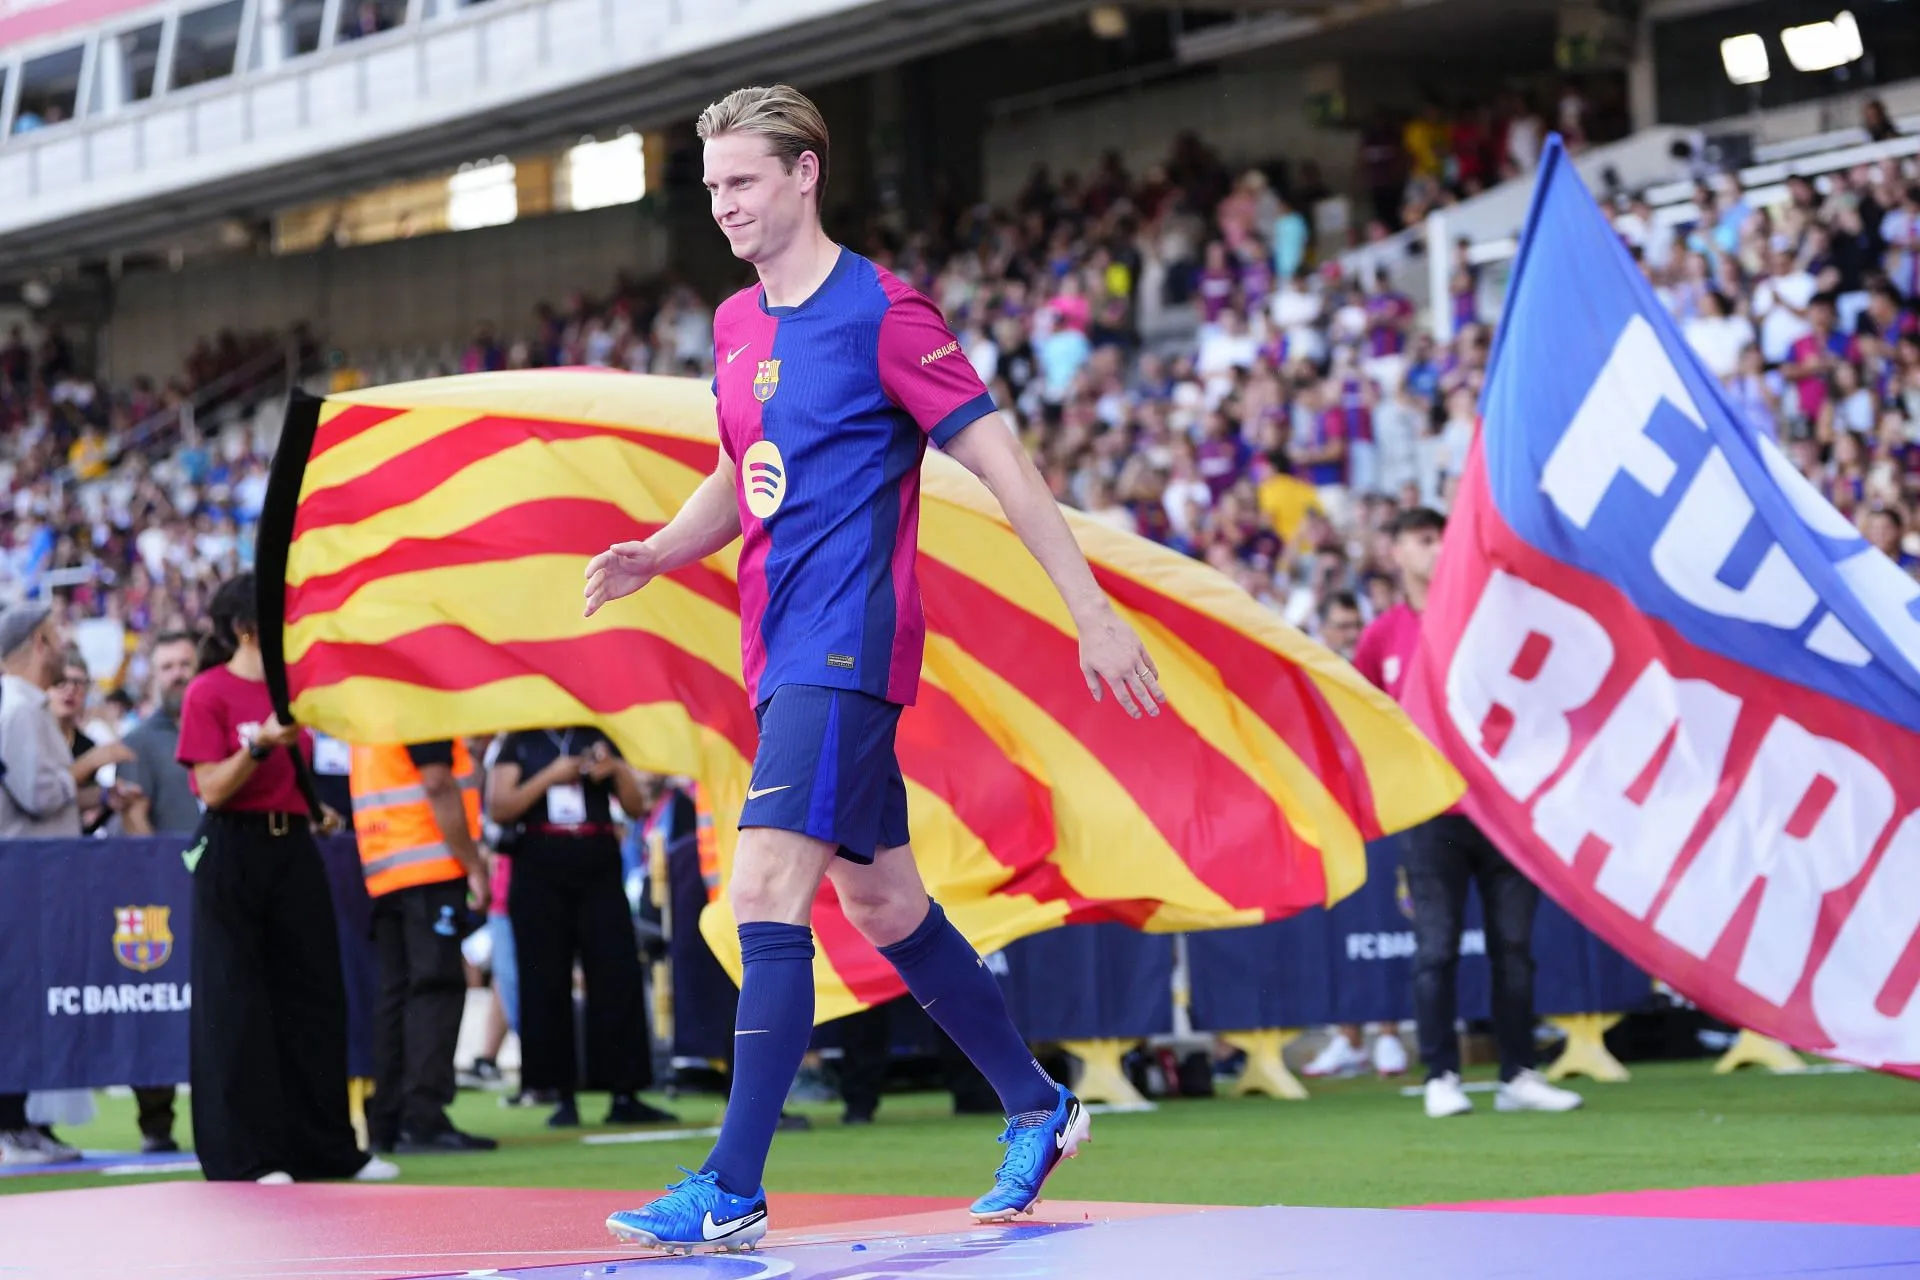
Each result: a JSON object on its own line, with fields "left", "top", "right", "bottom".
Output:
{"left": 259, "top": 369, "right": 1463, "bottom": 1022}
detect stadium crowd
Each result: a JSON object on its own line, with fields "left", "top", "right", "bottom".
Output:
{"left": 7, "top": 112, "right": 1920, "bottom": 781}
{"left": 2, "top": 111, "right": 1917, "bottom": 1138}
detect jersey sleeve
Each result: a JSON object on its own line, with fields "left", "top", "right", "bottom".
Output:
{"left": 175, "top": 680, "right": 230, "bottom": 765}
{"left": 877, "top": 292, "right": 997, "bottom": 448}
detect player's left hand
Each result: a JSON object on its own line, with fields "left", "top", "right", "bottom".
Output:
{"left": 1078, "top": 604, "right": 1164, "bottom": 719}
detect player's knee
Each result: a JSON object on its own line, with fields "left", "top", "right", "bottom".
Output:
{"left": 727, "top": 870, "right": 803, "bottom": 925}
{"left": 837, "top": 880, "right": 927, "bottom": 949}
{"left": 728, "top": 830, "right": 831, "bottom": 925}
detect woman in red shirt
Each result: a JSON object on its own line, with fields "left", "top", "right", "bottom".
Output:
{"left": 176, "top": 573, "right": 396, "bottom": 1184}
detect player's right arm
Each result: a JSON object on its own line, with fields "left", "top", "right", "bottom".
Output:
{"left": 583, "top": 451, "right": 741, "bottom": 617}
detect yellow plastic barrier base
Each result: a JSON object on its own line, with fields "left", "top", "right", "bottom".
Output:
{"left": 348, "top": 1076, "right": 373, "bottom": 1152}
{"left": 1058, "top": 1038, "right": 1149, "bottom": 1107}
{"left": 1713, "top": 1030, "right": 1806, "bottom": 1074}
{"left": 1220, "top": 1029, "right": 1308, "bottom": 1100}
{"left": 1544, "top": 1014, "right": 1630, "bottom": 1083}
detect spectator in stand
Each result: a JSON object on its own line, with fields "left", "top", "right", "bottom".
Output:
{"left": 1864, "top": 99, "right": 1902, "bottom": 145}
{"left": 1883, "top": 185, "right": 1920, "bottom": 301}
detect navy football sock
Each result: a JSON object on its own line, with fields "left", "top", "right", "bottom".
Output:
{"left": 702, "top": 922, "right": 814, "bottom": 1198}
{"left": 879, "top": 900, "right": 1058, "bottom": 1118}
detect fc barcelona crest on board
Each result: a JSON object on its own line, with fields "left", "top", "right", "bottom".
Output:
{"left": 113, "top": 905, "right": 174, "bottom": 973}
{"left": 753, "top": 359, "right": 781, "bottom": 403}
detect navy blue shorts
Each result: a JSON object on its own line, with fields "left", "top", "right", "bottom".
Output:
{"left": 739, "top": 684, "right": 910, "bottom": 865}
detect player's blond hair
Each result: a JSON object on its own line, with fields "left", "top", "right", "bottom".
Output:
{"left": 696, "top": 85, "right": 830, "bottom": 200}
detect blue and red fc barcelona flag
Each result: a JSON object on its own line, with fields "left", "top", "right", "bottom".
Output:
{"left": 1404, "top": 137, "right": 1920, "bottom": 1078}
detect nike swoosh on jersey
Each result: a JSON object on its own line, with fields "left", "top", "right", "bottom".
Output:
{"left": 702, "top": 1208, "right": 767, "bottom": 1241}
{"left": 745, "top": 784, "right": 791, "bottom": 800}
{"left": 727, "top": 344, "right": 752, "bottom": 364}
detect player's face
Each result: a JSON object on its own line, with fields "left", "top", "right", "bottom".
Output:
{"left": 703, "top": 132, "right": 815, "bottom": 264}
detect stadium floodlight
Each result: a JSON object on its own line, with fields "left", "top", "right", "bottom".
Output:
{"left": 567, "top": 134, "right": 646, "bottom": 212}
{"left": 448, "top": 158, "right": 518, "bottom": 231}
{"left": 1780, "top": 10, "right": 1863, "bottom": 73}
{"left": 1720, "top": 33, "right": 1771, "bottom": 85}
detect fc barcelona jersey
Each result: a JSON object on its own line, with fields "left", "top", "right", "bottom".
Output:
{"left": 711, "top": 249, "right": 995, "bottom": 708}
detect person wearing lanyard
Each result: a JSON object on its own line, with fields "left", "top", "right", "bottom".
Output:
{"left": 175, "top": 573, "right": 400, "bottom": 1184}
{"left": 487, "top": 726, "right": 677, "bottom": 1129}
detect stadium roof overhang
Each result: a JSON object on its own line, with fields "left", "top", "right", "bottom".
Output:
{"left": 0, "top": 0, "right": 1088, "bottom": 279}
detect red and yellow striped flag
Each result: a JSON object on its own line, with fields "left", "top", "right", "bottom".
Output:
{"left": 259, "top": 370, "right": 1463, "bottom": 1021}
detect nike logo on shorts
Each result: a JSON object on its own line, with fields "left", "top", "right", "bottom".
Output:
{"left": 702, "top": 1208, "right": 767, "bottom": 1241}
{"left": 746, "top": 784, "right": 791, "bottom": 800}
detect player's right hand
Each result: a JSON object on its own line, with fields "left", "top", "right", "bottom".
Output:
{"left": 584, "top": 541, "right": 661, "bottom": 617}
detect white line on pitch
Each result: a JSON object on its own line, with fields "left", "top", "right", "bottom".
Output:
{"left": 582, "top": 1125, "right": 723, "bottom": 1145}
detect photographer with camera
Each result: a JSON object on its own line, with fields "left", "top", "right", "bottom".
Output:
{"left": 488, "top": 727, "right": 676, "bottom": 1129}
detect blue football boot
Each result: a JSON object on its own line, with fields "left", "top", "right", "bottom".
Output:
{"left": 970, "top": 1084, "right": 1091, "bottom": 1222}
{"left": 606, "top": 1168, "right": 769, "bottom": 1253}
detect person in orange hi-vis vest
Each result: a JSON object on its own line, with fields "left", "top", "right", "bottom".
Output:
{"left": 349, "top": 739, "right": 499, "bottom": 1154}
{"left": 693, "top": 782, "right": 721, "bottom": 904}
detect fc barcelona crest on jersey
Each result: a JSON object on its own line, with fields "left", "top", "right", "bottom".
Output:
{"left": 113, "top": 905, "right": 174, "bottom": 972}
{"left": 753, "top": 359, "right": 781, "bottom": 403}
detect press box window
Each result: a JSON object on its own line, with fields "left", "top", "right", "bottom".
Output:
{"left": 339, "top": 0, "right": 409, "bottom": 41}
{"left": 173, "top": 1, "right": 247, "bottom": 91}
{"left": 14, "top": 47, "right": 83, "bottom": 133}
{"left": 254, "top": 0, "right": 329, "bottom": 66}
{"left": 92, "top": 23, "right": 165, "bottom": 114}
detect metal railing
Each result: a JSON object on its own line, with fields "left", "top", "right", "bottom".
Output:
{"left": 47, "top": 340, "right": 297, "bottom": 486}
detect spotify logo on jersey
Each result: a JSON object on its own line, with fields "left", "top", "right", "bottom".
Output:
{"left": 742, "top": 439, "right": 787, "bottom": 519}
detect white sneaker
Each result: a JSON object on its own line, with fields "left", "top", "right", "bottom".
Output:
{"left": 1496, "top": 1069, "right": 1584, "bottom": 1113}
{"left": 1423, "top": 1072, "right": 1473, "bottom": 1118}
{"left": 257, "top": 1171, "right": 295, "bottom": 1185}
{"left": 0, "top": 1129, "right": 81, "bottom": 1165}
{"left": 1302, "top": 1034, "right": 1367, "bottom": 1078}
{"left": 1372, "top": 1033, "right": 1410, "bottom": 1078}
{"left": 354, "top": 1155, "right": 401, "bottom": 1181}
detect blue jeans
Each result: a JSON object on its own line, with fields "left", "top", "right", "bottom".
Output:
{"left": 490, "top": 914, "right": 520, "bottom": 1033}
{"left": 1403, "top": 814, "right": 1540, "bottom": 1082}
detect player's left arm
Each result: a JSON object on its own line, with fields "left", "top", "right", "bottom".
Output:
{"left": 944, "top": 419, "right": 1163, "bottom": 717}
{"left": 878, "top": 291, "right": 1165, "bottom": 718}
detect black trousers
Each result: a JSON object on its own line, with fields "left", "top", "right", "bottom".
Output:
{"left": 1403, "top": 814, "right": 1541, "bottom": 1082}
{"left": 134, "top": 1087, "right": 177, "bottom": 1140}
{"left": 0, "top": 1094, "right": 26, "bottom": 1130}
{"left": 368, "top": 879, "right": 468, "bottom": 1142}
{"left": 189, "top": 811, "right": 366, "bottom": 1181}
{"left": 836, "top": 999, "right": 998, "bottom": 1120}
{"left": 509, "top": 832, "right": 650, "bottom": 1095}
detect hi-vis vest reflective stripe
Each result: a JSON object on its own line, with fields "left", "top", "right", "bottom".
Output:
{"left": 348, "top": 742, "right": 482, "bottom": 898}
{"left": 693, "top": 782, "right": 720, "bottom": 904}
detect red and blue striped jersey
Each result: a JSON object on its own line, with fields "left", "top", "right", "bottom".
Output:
{"left": 712, "top": 249, "right": 996, "bottom": 708}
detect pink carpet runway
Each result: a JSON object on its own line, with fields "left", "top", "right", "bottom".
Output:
{"left": 4, "top": 1177, "right": 1918, "bottom": 1278}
